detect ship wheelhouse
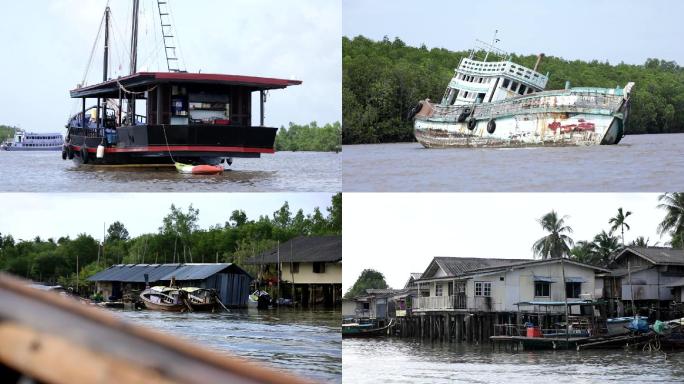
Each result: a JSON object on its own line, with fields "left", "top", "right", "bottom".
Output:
{"left": 442, "top": 58, "right": 549, "bottom": 106}
{"left": 67, "top": 72, "right": 301, "bottom": 163}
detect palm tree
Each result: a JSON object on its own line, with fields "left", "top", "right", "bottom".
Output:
{"left": 609, "top": 207, "right": 632, "bottom": 246}
{"left": 630, "top": 236, "right": 656, "bottom": 247}
{"left": 658, "top": 193, "right": 684, "bottom": 249}
{"left": 592, "top": 230, "right": 621, "bottom": 266}
{"left": 570, "top": 240, "right": 597, "bottom": 265}
{"left": 532, "top": 211, "right": 574, "bottom": 259}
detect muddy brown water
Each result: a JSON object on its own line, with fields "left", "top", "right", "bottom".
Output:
{"left": 342, "top": 133, "right": 684, "bottom": 192}
{"left": 343, "top": 337, "right": 684, "bottom": 383}
{"left": 115, "top": 308, "right": 341, "bottom": 383}
{"left": 0, "top": 151, "right": 340, "bottom": 192}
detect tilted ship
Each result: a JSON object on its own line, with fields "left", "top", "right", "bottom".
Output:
{"left": 410, "top": 38, "right": 634, "bottom": 148}
{"left": 62, "top": 1, "right": 300, "bottom": 166}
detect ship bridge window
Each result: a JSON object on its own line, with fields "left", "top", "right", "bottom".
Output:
{"left": 511, "top": 81, "right": 519, "bottom": 92}
{"left": 518, "top": 84, "right": 527, "bottom": 95}
{"left": 188, "top": 92, "right": 231, "bottom": 125}
{"left": 502, "top": 78, "right": 510, "bottom": 88}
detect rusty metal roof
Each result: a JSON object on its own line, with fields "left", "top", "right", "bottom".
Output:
{"left": 615, "top": 247, "right": 684, "bottom": 266}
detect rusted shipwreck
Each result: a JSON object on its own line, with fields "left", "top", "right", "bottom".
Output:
{"left": 410, "top": 39, "right": 634, "bottom": 148}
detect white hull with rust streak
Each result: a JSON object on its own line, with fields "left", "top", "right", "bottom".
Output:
{"left": 415, "top": 112, "right": 623, "bottom": 148}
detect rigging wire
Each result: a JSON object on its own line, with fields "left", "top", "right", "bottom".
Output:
{"left": 80, "top": 10, "right": 106, "bottom": 87}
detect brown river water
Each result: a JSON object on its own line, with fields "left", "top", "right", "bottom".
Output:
{"left": 115, "top": 308, "right": 341, "bottom": 383}
{"left": 0, "top": 151, "right": 340, "bottom": 192}
{"left": 342, "top": 134, "right": 684, "bottom": 192}
{"left": 343, "top": 338, "right": 684, "bottom": 383}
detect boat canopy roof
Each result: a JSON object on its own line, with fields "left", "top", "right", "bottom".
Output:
{"left": 70, "top": 71, "right": 302, "bottom": 99}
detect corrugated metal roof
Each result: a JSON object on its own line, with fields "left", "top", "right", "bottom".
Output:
{"left": 159, "top": 264, "right": 235, "bottom": 281}
{"left": 88, "top": 263, "right": 245, "bottom": 283}
{"left": 619, "top": 247, "right": 684, "bottom": 265}
{"left": 245, "top": 236, "right": 341, "bottom": 264}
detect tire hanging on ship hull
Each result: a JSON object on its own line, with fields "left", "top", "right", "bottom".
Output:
{"left": 487, "top": 119, "right": 496, "bottom": 134}
{"left": 467, "top": 118, "right": 477, "bottom": 130}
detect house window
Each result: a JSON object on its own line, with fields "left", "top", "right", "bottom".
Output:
{"left": 435, "top": 283, "right": 443, "bottom": 297}
{"left": 475, "top": 282, "right": 491, "bottom": 297}
{"left": 535, "top": 282, "right": 550, "bottom": 297}
{"left": 291, "top": 262, "right": 300, "bottom": 274}
{"left": 566, "top": 282, "right": 581, "bottom": 299}
{"left": 448, "top": 282, "right": 454, "bottom": 296}
{"left": 313, "top": 262, "right": 326, "bottom": 274}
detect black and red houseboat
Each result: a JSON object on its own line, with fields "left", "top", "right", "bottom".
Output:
{"left": 62, "top": 2, "right": 300, "bottom": 166}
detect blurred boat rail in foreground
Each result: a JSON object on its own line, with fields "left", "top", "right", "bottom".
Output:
{"left": 0, "top": 273, "right": 314, "bottom": 384}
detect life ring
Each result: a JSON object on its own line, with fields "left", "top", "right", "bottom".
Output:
{"left": 467, "top": 118, "right": 477, "bottom": 130}
{"left": 407, "top": 102, "right": 423, "bottom": 120}
{"left": 487, "top": 119, "right": 496, "bottom": 134}
{"left": 81, "top": 147, "right": 90, "bottom": 164}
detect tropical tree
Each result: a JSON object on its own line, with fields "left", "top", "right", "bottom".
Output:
{"left": 657, "top": 193, "right": 684, "bottom": 248}
{"left": 106, "top": 221, "right": 130, "bottom": 243}
{"left": 532, "top": 211, "right": 574, "bottom": 259}
{"left": 609, "top": 207, "right": 632, "bottom": 246}
{"left": 630, "top": 236, "right": 655, "bottom": 247}
{"left": 344, "top": 269, "right": 389, "bottom": 299}
{"left": 570, "top": 241, "right": 596, "bottom": 265}
{"left": 591, "top": 230, "right": 621, "bottom": 266}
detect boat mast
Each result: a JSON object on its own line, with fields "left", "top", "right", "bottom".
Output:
{"left": 128, "top": 0, "right": 140, "bottom": 122}
{"left": 103, "top": 7, "right": 110, "bottom": 82}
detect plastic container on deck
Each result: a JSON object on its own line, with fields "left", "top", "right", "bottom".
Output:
{"left": 526, "top": 326, "right": 543, "bottom": 338}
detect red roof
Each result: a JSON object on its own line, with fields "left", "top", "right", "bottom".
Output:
{"left": 70, "top": 71, "right": 302, "bottom": 98}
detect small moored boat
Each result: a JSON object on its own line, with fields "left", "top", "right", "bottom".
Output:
{"left": 175, "top": 162, "right": 224, "bottom": 175}
{"left": 140, "top": 286, "right": 191, "bottom": 312}
{"left": 342, "top": 318, "right": 393, "bottom": 338}
{"left": 181, "top": 287, "right": 218, "bottom": 311}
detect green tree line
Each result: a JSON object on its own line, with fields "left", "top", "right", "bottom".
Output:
{"left": 0, "top": 125, "right": 18, "bottom": 141}
{"left": 0, "top": 193, "right": 341, "bottom": 292}
{"left": 275, "top": 121, "right": 342, "bottom": 152}
{"left": 533, "top": 192, "right": 684, "bottom": 266}
{"left": 343, "top": 35, "right": 684, "bottom": 144}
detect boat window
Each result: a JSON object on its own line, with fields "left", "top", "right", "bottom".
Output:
{"left": 188, "top": 92, "right": 231, "bottom": 125}
{"left": 463, "top": 91, "right": 469, "bottom": 99}
{"left": 518, "top": 84, "right": 527, "bottom": 95}
{"left": 502, "top": 78, "right": 510, "bottom": 88}
{"left": 534, "top": 282, "right": 550, "bottom": 297}
{"left": 527, "top": 88, "right": 534, "bottom": 94}
{"left": 510, "top": 81, "right": 519, "bottom": 92}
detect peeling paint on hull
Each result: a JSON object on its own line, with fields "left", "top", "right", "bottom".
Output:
{"left": 413, "top": 87, "right": 631, "bottom": 148}
{"left": 415, "top": 112, "right": 624, "bottom": 148}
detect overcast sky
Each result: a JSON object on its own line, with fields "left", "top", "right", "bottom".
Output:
{"left": 344, "top": 0, "right": 684, "bottom": 65}
{"left": 0, "top": 193, "right": 333, "bottom": 241}
{"left": 0, "top": 0, "right": 340, "bottom": 132}
{"left": 343, "top": 193, "right": 672, "bottom": 290}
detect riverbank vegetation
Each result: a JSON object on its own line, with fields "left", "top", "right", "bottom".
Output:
{"left": 344, "top": 269, "right": 389, "bottom": 298}
{"left": 0, "top": 125, "right": 17, "bottom": 141}
{"left": 275, "top": 122, "right": 341, "bottom": 152}
{"left": 343, "top": 35, "right": 684, "bottom": 144}
{"left": 0, "top": 193, "right": 341, "bottom": 291}
{"left": 533, "top": 193, "right": 684, "bottom": 266}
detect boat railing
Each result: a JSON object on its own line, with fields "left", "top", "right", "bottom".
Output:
{"left": 474, "top": 92, "right": 623, "bottom": 119}
{"left": 69, "top": 127, "right": 105, "bottom": 139}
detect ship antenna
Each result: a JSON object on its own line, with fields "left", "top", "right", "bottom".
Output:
{"left": 483, "top": 29, "right": 499, "bottom": 62}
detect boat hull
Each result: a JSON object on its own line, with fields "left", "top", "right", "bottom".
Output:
{"left": 413, "top": 88, "right": 630, "bottom": 148}
{"left": 140, "top": 299, "right": 187, "bottom": 312}
{"left": 64, "top": 123, "right": 276, "bottom": 165}
{"left": 2, "top": 145, "right": 62, "bottom": 151}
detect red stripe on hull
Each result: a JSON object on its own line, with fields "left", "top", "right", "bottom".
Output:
{"left": 68, "top": 145, "right": 274, "bottom": 154}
